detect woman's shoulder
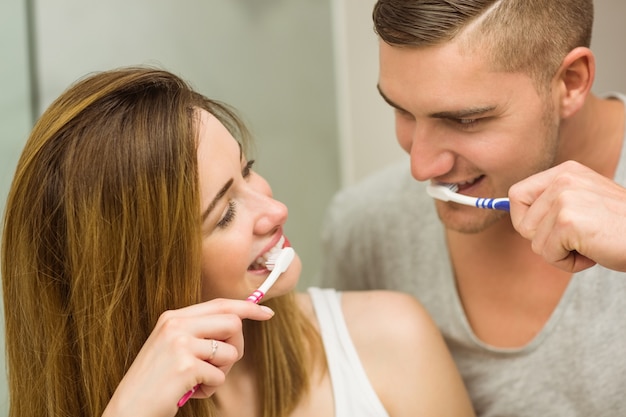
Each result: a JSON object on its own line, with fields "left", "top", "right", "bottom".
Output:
{"left": 339, "top": 290, "right": 439, "bottom": 348}
{"left": 297, "top": 289, "right": 437, "bottom": 342}
{"left": 338, "top": 290, "right": 476, "bottom": 416}
{"left": 296, "top": 289, "right": 433, "bottom": 341}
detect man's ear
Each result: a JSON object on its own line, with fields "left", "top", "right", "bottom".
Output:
{"left": 554, "top": 47, "right": 595, "bottom": 119}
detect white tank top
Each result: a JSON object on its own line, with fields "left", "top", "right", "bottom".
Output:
{"left": 307, "top": 287, "right": 390, "bottom": 417}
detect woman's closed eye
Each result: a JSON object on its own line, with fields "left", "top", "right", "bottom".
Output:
{"left": 216, "top": 160, "right": 255, "bottom": 229}
{"left": 217, "top": 200, "right": 236, "bottom": 228}
{"left": 243, "top": 159, "right": 255, "bottom": 178}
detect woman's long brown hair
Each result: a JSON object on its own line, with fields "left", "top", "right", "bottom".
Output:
{"left": 2, "top": 67, "right": 322, "bottom": 417}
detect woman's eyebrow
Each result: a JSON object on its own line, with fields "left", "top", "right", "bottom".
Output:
{"left": 201, "top": 178, "right": 233, "bottom": 221}
{"left": 200, "top": 137, "right": 244, "bottom": 221}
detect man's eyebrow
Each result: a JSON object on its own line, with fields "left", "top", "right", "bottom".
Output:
{"left": 429, "top": 106, "right": 496, "bottom": 119}
{"left": 377, "top": 84, "right": 496, "bottom": 119}
{"left": 377, "top": 84, "right": 407, "bottom": 112}
{"left": 201, "top": 178, "right": 233, "bottom": 222}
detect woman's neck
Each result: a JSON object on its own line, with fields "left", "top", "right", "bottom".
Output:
{"left": 213, "top": 355, "right": 259, "bottom": 417}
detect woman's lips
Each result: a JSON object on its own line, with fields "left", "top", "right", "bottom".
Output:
{"left": 248, "top": 235, "right": 289, "bottom": 271}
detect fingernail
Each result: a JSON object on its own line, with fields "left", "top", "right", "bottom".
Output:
{"left": 260, "top": 305, "right": 275, "bottom": 316}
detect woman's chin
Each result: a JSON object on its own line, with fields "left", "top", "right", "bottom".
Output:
{"left": 262, "top": 254, "right": 302, "bottom": 300}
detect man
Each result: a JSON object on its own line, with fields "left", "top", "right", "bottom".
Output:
{"left": 319, "top": 1, "right": 626, "bottom": 415}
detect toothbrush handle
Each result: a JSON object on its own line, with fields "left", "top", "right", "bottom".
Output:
{"left": 177, "top": 386, "right": 198, "bottom": 407}
{"left": 246, "top": 290, "right": 264, "bottom": 304}
{"left": 475, "top": 198, "right": 510, "bottom": 211}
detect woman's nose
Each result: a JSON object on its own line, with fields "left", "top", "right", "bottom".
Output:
{"left": 249, "top": 175, "right": 289, "bottom": 235}
{"left": 253, "top": 197, "right": 288, "bottom": 235}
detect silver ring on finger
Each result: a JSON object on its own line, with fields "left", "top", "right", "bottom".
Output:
{"left": 208, "top": 339, "right": 219, "bottom": 361}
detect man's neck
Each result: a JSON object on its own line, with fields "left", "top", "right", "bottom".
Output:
{"left": 556, "top": 93, "right": 625, "bottom": 177}
{"left": 446, "top": 218, "right": 572, "bottom": 347}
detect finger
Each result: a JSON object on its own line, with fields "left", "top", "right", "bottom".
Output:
{"left": 176, "top": 312, "right": 246, "bottom": 340}
{"left": 527, "top": 190, "right": 598, "bottom": 272}
{"left": 181, "top": 359, "right": 227, "bottom": 401}
{"left": 509, "top": 162, "right": 574, "bottom": 207}
{"left": 509, "top": 177, "right": 553, "bottom": 238}
{"left": 199, "top": 298, "right": 275, "bottom": 321}
{"left": 532, "top": 216, "right": 578, "bottom": 271}
{"left": 509, "top": 161, "right": 586, "bottom": 234}
{"left": 155, "top": 299, "right": 274, "bottom": 342}
{"left": 552, "top": 251, "right": 596, "bottom": 273}
{"left": 151, "top": 312, "right": 246, "bottom": 366}
{"left": 196, "top": 339, "right": 239, "bottom": 367}
{"left": 176, "top": 338, "right": 241, "bottom": 406}
{"left": 162, "top": 298, "right": 275, "bottom": 321}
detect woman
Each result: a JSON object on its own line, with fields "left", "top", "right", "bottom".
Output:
{"left": 2, "top": 67, "right": 474, "bottom": 417}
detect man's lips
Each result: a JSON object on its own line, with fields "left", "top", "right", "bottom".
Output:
{"left": 447, "top": 175, "right": 485, "bottom": 194}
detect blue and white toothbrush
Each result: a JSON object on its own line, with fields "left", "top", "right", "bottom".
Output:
{"left": 426, "top": 183, "right": 510, "bottom": 212}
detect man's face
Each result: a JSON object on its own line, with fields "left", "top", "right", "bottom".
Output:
{"left": 378, "top": 40, "right": 560, "bottom": 233}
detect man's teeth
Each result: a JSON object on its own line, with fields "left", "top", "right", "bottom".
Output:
{"left": 456, "top": 178, "right": 478, "bottom": 187}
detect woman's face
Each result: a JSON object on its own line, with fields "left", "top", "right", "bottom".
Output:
{"left": 196, "top": 110, "right": 301, "bottom": 302}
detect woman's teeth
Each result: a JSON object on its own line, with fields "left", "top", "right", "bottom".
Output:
{"left": 249, "top": 236, "right": 285, "bottom": 270}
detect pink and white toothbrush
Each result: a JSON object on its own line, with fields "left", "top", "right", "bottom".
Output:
{"left": 177, "top": 247, "right": 295, "bottom": 407}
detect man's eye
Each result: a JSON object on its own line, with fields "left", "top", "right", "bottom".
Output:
{"left": 453, "top": 118, "right": 480, "bottom": 129}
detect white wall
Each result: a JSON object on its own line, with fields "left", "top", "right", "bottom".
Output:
{"left": 589, "top": 1, "right": 626, "bottom": 95}
{"left": 331, "top": 0, "right": 406, "bottom": 186}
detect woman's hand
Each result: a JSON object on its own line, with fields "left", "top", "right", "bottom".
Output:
{"left": 509, "top": 160, "right": 626, "bottom": 272}
{"left": 102, "top": 298, "right": 274, "bottom": 417}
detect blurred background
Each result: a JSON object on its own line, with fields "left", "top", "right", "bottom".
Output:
{"left": 1, "top": 0, "right": 625, "bottom": 412}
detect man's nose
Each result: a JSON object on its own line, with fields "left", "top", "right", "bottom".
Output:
{"left": 406, "top": 126, "right": 455, "bottom": 182}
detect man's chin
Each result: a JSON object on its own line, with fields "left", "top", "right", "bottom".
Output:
{"left": 436, "top": 204, "right": 506, "bottom": 234}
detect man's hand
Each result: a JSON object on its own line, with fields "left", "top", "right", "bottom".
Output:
{"left": 509, "top": 160, "right": 626, "bottom": 273}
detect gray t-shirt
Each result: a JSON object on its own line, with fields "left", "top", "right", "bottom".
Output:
{"left": 319, "top": 94, "right": 626, "bottom": 416}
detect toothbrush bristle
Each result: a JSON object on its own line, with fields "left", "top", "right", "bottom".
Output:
{"left": 443, "top": 183, "right": 459, "bottom": 192}
{"left": 265, "top": 253, "right": 280, "bottom": 271}
{"left": 264, "top": 246, "right": 295, "bottom": 272}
